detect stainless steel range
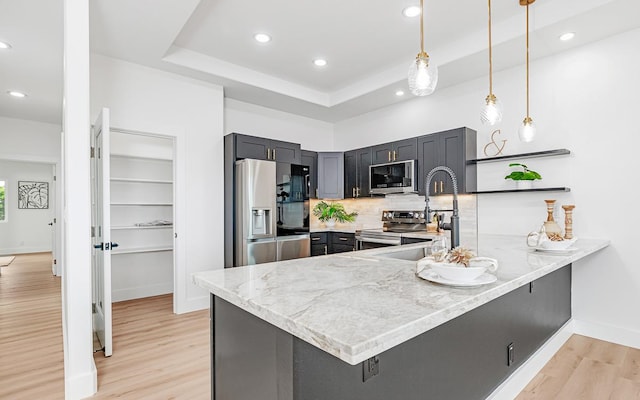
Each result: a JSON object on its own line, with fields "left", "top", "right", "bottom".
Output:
{"left": 355, "top": 210, "right": 434, "bottom": 250}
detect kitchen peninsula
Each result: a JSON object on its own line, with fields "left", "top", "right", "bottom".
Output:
{"left": 193, "top": 235, "right": 608, "bottom": 400}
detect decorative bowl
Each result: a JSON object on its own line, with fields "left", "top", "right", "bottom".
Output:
{"left": 538, "top": 237, "right": 577, "bottom": 250}
{"left": 430, "top": 263, "right": 487, "bottom": 282}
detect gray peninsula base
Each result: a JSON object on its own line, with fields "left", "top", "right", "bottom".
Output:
{"left": 210, "top": 265, "right": 571, "bottom": 400}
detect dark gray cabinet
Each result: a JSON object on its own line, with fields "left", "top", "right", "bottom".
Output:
{"left": 301, "top": 150, "right": 318, "bottom": 199}
{"left": 417, "top": 127, "right": 477, "bottom": 196}
{"left": 310, "top": 231, "right": 355, "bottom": 256}
{"left": 235, "top": 133, "right": 301, "bottom": 163}
{"left": 344, "top": 148, "right": 372, "bottom": 198}
{"left": 317, "top": 152, "right": 344, "bottom": 199}
{"left": 211, "top": 265, "right": 571, "bottom": 400}
{"left": 371, "top": 138, "right": 417, "bottom": 165}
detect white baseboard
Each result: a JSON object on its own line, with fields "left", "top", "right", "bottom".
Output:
{"left": 0, "top": 246, "right": 51, "bottom": 256}
{"left": 65, "top": 359, "right": 97, "bottom": 400}
{"left": 112, "top": 283, "right": 173, "bottom": 302}
{"left": 175, "top": 294, "right": 209, "bottom": 314}
{"left": 486, "top": 320, "right": 575, "bottom": 400}
{"left": 573, "top": 319, "right": 640, "bottom": 349}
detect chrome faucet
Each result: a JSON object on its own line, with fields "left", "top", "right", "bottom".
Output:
{"left": 424, "top": 166, "right": 460, "bottom": 249}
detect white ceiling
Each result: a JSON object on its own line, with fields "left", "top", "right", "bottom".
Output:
{"left": 1, "top": 0, "right": 639, "bottom": 125}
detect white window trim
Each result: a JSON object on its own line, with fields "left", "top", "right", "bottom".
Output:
{"left": 0, "top": 179, "right": 7, "bottom": 223}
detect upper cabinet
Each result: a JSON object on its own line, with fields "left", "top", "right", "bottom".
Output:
{"left": 235, "top": 133, "right": 301, "bottom": 164}
{"left": 301, "top": 150, "right": 318, "bottom": 199}
{"left": 371, "top": 138, "right": 418, "bottom": 164}
{"left": 317, "top": 152, "right": 344, "bottom": 199}
{"left": 344, "top": 147, "right": 372, "bottom": 198}
{"left": 417, "top": 127, "right": 477, "bottom": 196}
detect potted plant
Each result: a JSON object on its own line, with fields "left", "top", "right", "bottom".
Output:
{"left": 312, "top": 201, "right": 358, "bottom": 228}
{"left": 504, "top": 163, "right": 542, "bottom": 189}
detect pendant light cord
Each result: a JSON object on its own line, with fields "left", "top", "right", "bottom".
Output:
{"left": 488, "top": 0, "right": 493, "bottom": 96}
{"left": 420, "top": 0, "right": 425, "bottom": 54}
{"left": 526, "top": 3, "right": 530, "bottom": 118}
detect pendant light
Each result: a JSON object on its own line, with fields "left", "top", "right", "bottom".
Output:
{"left": 480, "top": 0, "right": 503, "bottom": 126}
{"left": 408, "top": 0, "right": 438, "bottom": 96}
{"left": 518, "top": 0, "right": 536, "bottom": 142}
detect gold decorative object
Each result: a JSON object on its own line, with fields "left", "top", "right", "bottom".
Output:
{"left": 483, "top": 129, "right": 507, "bottom": 157}
{"left": 480, "top": 0, "right": 503, "bottom": 126}
{"left": 562, "top": 204, "right": 575, "bottom": 239}
{"left": 448, "top": 246, "right": 475, "bottom": 267}
{"left": 543, "top": 199, "right": 563, "bottom": 237}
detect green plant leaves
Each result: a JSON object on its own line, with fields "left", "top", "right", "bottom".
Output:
{"left": 504, "top": 163, "right": 542, "bottom": 181}
{"left": 312, "top": 201, "right": 358, "bottom": 223}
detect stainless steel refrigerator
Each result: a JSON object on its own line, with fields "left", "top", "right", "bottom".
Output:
{"left": 235, "top": 158, "right": 310, "bottom": 267}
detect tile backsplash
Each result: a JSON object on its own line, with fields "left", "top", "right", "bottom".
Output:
{"left": 310, "top": 193, "right": 478, "bottom": 252}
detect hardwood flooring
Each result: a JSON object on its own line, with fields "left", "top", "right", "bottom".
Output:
{"left": 2, "top": 253, "right": 639, "bottom": 399}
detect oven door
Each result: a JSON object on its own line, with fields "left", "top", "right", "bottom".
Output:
{"left": 355, "top": 235, "right": 402, "bottom": 250}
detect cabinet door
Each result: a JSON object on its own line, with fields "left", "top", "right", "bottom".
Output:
{"left": 271, "top": 139, "right": 301, "bottom": 164}
{"left": 371, "top": 143, "right": 394, "bottom": 165}
{"left": 356, "top": 148, "right": 372, "bottom": 197}
{"left": 343, "top": 150, "right": 357, "bottom": 199}
{"left": 235, "top": 134, "right": 271, "bottom": 160}
{"left": 301, "top": 150, "right": 318, "bottom": 199}
{"left": 417, "top": 134, "right": 440, "bottom": 196}
{"left": 438, "top": 130, "right": 464, "bottom": 195}
{"left": 392, "top": 138, "right": 418, "bottom": 162}
{"left": 317, "top": 152, "right": 344, "bottom": 199}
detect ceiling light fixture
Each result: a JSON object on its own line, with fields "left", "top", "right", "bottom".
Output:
{"left": 313, "top": 59, "right": 327, "bottom": 67}
{"left": 254, "top": 33, "right": 271, "bottom": 43}
{"left": 407, "top": 0, "right": 437, "bottom": 96}
{"left": 395, "top": 90, "right": 405, "bottom": 96}
{"left": 480, "top": 0, "right": 503, "bottom": 126}
{"left": 518, "top": 0, "right": 536, "bottom": 142}
{"left": 559, "top": 32, "right": 575, "bottom": 41}
{"left": 0, "top": 41, "right": 11, "bottom": 50}
{"left": 402, "top": 6, "right": 421, "bottom": 18}
{"left": 7, "top": 90, "right": 27, "bottom": 98}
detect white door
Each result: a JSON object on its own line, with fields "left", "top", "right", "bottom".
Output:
{"left": 93, "top": 108, "right": 113, "bottom": 357}
{"left": 49, "top": 164, "right": 56, "bottom": 275}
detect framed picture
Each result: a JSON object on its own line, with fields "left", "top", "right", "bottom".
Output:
{"left": 18, "top": 181, "right": 49, "bottom": 209}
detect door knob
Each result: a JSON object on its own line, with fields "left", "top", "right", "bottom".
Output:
{"left": 48, "top": 222, "right": 53, "bottom": 226}
{"left": 94, "top": 243, "right": 104, "bottom": 250}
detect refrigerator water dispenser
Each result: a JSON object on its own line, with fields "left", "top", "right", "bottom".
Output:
{"left": 251, "top": 209, "right": 272, "bottom": 236}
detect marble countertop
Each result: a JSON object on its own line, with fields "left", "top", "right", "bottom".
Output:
{"left": 193, "top": 234, "right": 609, "bottom": 366}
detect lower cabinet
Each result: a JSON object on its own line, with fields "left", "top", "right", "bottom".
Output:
{"left": 211, "top": 265, "right": 571, "bottom": 400}
{"left": 310, "top": 231, "right": 355, "bottom": 256}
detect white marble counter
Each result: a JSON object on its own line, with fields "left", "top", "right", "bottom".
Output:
{"left": 193, "top": 234, "right": 609, "bottom": 366}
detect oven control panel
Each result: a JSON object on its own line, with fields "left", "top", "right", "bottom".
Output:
{"left": 381, "top": 210, "right": 426, "bottom": 223}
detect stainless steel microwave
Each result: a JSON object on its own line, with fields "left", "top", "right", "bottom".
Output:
{"left": 369, "top": 159, "right": 417, "bottom": 195}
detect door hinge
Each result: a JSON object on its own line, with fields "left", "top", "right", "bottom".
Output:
{"left": 90, "top": 146, "right": 95, "bottom": 158}
{"left": 53, "top": 218, "right": 56, "bottom": 223}
{"left": 54, "top": 259, "right": 57, "bottom": 265}
{"left": 53, "top": 175, "right": 56, "bottom": 181}
{"left": 91, "top": 226, "right": 95, "bottom": 238}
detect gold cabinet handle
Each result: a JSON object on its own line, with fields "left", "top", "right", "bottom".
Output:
{"left": 324, "top": 245, "right": 328, "bottom": 255}
{"left": 315, "top": 188, "right": 318, "bottom": 198}
{"left": 312, "top": 237, "right": 320, "bottom": 241}
{"left": 356, "top": 187, "right": 361, "bottom": 197}
{"left": 339, "top": 237, "right": 348, "bottom": 241}
{"left": 440, "top": 181, "right": 444, "bottom": 193}
{"left": 352, "top": 187, "right": 356, "bottom": 197}
{"left": 434, "top": 181, "right": 438, "bottom": 194}
{"left": 388, "top": 151, "right": 391, "bottom": 162}
{"left": 393, "top": 150, "right": 397, "bottom": 161}
{"left": 273, "top": 149, "right": 276, "bottom": 160}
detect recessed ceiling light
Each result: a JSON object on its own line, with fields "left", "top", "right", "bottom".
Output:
{"left": 0, "top": 41, "right": 11, "bottom": 50}
{"left": 395, "top": 90, "right": 405, "bottom": 96}
{"left": 402, "top": 6, "right": 421, "bottom": 18}
{"left": 313, "top": 59, "right": 327, "bottom": 67}
{"left": 559, "top": 32, "right": 575, "bottom": 41}
{"left": 7, "top": 91, "right": 27, "bottom": 98}
{"left": 254, "top": 33, "right": 271, "bottom": 43}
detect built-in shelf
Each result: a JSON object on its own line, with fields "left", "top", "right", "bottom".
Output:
{"left": 112, "top": 246, "right": 173, "bottom": 255}
{"left": 111, "top": 202, "right": 173, "bottom": 206}
{"left": 111, "top": 153, "right": 172, "bottom": 162}
{"left": 112, "top": 225, "right": 173, "bottom": 230}
{"left": 470, "top": 149, "right": 571, "bottom": 164}
{"left": 111, "top": 177, "right": 173, "bottom": 184}
{"left": 471, "top": 187, "right": 571, "bottom": 194}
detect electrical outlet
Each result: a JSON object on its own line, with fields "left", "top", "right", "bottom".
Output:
{"left": 362, "top": 356, "right": 380, "bottom": 382}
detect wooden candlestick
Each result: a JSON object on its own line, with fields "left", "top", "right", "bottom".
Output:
{"left": 562, "top": 205, "right": 575, "bottom": 239}
{"left": 543, "top": 199, "right": 562, "bottom": 237}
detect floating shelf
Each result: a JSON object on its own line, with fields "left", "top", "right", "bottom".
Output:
{"left": 112, "top": 225, "right": 173, "bottom": 230}
{"left": 111, "top": 153, "right": 172, "bottom": 162}
{"left": 471, "top": 187, "right": 571, "bottom": 194}
{"left": 470, "top": 149, "right": 571, "bottom": 164}
{"left": 112, "top": 246, "right": 173, "bottom": 255}
{"left": 110, "top": 202, "right": 173, "bottom": 206}
{"left": 111, "top": 177, "right": 173, "bottom": 184}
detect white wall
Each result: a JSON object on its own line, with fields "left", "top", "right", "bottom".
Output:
{"left": 0, "top": 160, "right": 54, "bottom": 254}
{"left": 0, "top": 116, "right": 61, "bottom": 161}
{"left": 225, "top": 98, "right": 334, "bottom": 151}
{"left": 91, "top": 54, "right": 224, "bottom": 313}
{"left": 334, "top": 29, "right": 640, "bottom": 337}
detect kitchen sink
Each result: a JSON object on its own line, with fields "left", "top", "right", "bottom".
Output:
{"left": 376, "top": 246, "right": 429, "bottom": 261}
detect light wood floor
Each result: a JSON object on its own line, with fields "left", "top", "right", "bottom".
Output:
{"left": 2, "top": 253, "right": 639, "bottom": 399}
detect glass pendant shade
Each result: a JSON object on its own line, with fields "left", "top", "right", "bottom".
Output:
{"left": 518, "top": 117, "right": 536, "bottom": 142}
{"left": 408, "top": 54, "right": 438, "bottom": 96}
{"left": 481, "top": 94, "right": 503, "bottom": 126}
